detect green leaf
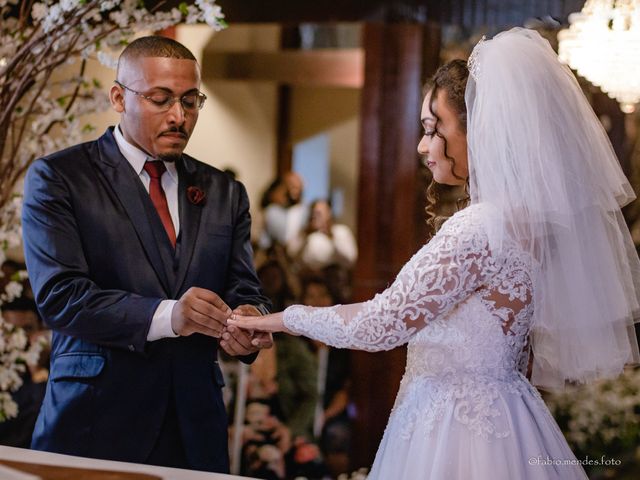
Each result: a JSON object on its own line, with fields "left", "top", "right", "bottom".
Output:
{"left": 178, "top": 2, "right": 189, "bottom": 16}
{"left": 92, "top": 78, "right": 102, "bottom": 88}
{"left": 56, "top": 96, "right": 67, "bottom": 107}
{"left": 9, "top": 272, "right": 22, "bottom": 282}
{"left": 218, "top": 19, "right": 229, "bottom": 28}
{"left": 82, "top": 124, "right": 96, "bottom": 133}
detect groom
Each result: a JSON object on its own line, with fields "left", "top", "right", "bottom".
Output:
{"left": 22, "top": 36, "right": 271, "bottom": 473}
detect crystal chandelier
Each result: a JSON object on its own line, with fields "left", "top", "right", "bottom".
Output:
{"left": 558, "top": 0, "right": 640, "bottom": 113}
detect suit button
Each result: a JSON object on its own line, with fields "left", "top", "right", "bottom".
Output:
{"left": 128, "top": 344, "right": 135, "bottom": 352}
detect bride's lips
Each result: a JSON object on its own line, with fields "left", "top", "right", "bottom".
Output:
{"left": 426, "top": 160, "right": 436, "bottom": 169}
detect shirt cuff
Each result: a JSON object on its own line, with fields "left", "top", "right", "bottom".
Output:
{"left": 147, "top": 299, "right": 179, "bottom": 341}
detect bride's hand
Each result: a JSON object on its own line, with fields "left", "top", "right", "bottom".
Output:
{"left": 228, "top": 311, "right": 293, "bottom": 335}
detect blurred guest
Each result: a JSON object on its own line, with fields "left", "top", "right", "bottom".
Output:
{"left": 253, "top": 261, "right": 319, "bottom": 439}
{"left": 259, "top": 172, "right": 309, "bottom": 251}
{"left": 283, "top": 171, "right": 304, "bottom": 206}
{"left": 274, "top": 333, "right": 318, "bottom": 440}
{"left": 300, "top": 276, "right": 352, "bottom": 478}
{"left": 259, "top": 178, "right": 290, "bottom": 249}
{"left": 287, "top": 436, "right": 327, "bottom": 479}
{"left": 239, "top": 400, "right": 290, "bottom": 479}
{"left": 240, "top": 352, "right": 319, "bottom": 477}
{"left": 245, "top": 330, "right": 319, "bottom": 442}
{"left": 322, "top": 263, "right": 353, "bottom": 305}
{"left": 288, "top": 200, "right": 357, "bottom": 271}
{"left": 257, "top": 259, "right": 298, "bottom": 313}
{"left": 282, "top": 172, "right": 308, "bottom": 245}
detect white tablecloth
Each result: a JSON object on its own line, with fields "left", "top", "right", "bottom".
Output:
{"left": 0, "top": 446, "right": 253, "bottom": 480}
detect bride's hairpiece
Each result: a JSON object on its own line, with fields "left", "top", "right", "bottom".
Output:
{"left": 468, "top": 35, "right": 486, "bottom": 81}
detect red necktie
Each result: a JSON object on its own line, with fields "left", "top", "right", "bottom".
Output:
{"left": 143, "top": 161, "right": 176, "bottom": 248}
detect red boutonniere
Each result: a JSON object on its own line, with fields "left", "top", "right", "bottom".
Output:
{"left": 187, "top": 186, "right": 206, "bottom": 206}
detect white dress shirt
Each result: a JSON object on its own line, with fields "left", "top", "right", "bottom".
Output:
{"left": 113, "top": 125, "right": 179, "bottom": 341}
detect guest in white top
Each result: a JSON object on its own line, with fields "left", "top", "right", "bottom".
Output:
{"left": 287, "top": 199, "right": 357, "bottom": 271}
{"left": 259, "top": 173, "right": 310, "bottom": 250}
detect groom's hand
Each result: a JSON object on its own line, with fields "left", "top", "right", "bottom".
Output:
{"left": 171, "top": 287, "right": 231, "bottom": 338}
{"left": 219, "top": 305, "right": 273, "bottom": 356}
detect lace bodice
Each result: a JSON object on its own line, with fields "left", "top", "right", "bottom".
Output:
{"left": 284, "top": 204, "right": 539, "bottom": 440}
{"left": 284, "top": 204, "right": 535, "bottom": 378}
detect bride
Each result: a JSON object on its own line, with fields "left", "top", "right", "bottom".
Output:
{"left": 230, "top": 28, "right": 640, "bottom": 479}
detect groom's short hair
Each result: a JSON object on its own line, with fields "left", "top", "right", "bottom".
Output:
{"left": 117, "top": 36, "right": 196, "bottom": 76}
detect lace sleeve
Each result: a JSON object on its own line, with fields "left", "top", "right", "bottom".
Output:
{"left": 283, "top": 209, "right": 499, "bottom": 351}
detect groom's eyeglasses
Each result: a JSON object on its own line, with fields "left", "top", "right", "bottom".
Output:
{"left": 114, "top": 80, "right": 207, "bottom": 112}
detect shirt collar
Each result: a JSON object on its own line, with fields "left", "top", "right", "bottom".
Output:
{"left": 113, "top": 125, "right": 178, "bottom": 183}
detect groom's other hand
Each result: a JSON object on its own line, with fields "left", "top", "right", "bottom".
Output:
{"left": 171, "top": 287, "right": 232, "bottom": 338}
{"left": 220, "top": 305, "right": 273, "bottom": 356}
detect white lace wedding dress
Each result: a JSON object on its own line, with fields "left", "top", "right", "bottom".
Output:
{"left": 284, "top": 204, "right": 588, "bottom": 479}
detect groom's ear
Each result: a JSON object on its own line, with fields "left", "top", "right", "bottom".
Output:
{"left": 110, "top": 84, "right": 125, "bottom": 113}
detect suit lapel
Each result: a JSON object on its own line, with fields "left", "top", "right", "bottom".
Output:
{"left": 172, "top": 156, "right": 207, "bottom": 297}
{"left": 94, "top": 129, "right": 172, "bottom": 295}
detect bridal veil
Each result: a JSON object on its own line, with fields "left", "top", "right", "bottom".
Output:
{"left": 465, "top": 28, "right": 640, "bottom": 390}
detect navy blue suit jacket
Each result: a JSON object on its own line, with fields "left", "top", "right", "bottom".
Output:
{"left": 22, "top": 128, "right": 270, "bottom": 472}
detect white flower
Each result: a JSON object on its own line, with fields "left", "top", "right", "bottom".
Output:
{"left": 170, "top": 8, "right": 182, "bottom": 22}
{"left": 31, "top": 3, "right": 47, "bottom": 21}
{"left": 185, "top": 4, "right": 201, "bottom": 25}
{"left": 3, "top": 281, "right": 23, "bottom": 303}
{"left": 546, "top": 367, "right": 640, "bottom": 451}
{"left": 60, "top": 0, "right": 80, "bottom": 13}
{"left": 0, "top": 360, "right": 24, "bottom": 391}
{"left": 4, "top": 400, "right": 17, "bottom": 419}
{"left": 0, "top": 393, "right": 18, "bottom": 420}
{"left": 109, "top": 10, "right": 130, "bottom": 28}
{"left": 132, "top": 8, "right": 145, "bottom": 23}
{"left": 23, "top": 339, "right": 44, "bottom": 367}
{"left": 100, "top": 0, "right": 122, "bottom": 11}
{"left": 97, "top": 51, "right": 118, "bottom": 69}
{"left": 195, "top": 0, "right": 225, "bottom": 29}
{"left": 42, "top": 4, "right": 63, "bottom": 33}
{"left": 81, "top": 43, "right": 97, "bottom": 60}
{"left": 7, "top": 328, "right": 28, "bottom": 351}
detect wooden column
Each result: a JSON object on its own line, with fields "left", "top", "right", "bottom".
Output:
{"left": 276, "top": 26, "right": 299, "bottom": 175}
{"left": 349, "top": 22, "right": 440, "bottom": 469}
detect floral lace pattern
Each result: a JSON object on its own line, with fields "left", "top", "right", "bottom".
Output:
{"left": 284, "top": 204, "right": 536, "bottom": 439}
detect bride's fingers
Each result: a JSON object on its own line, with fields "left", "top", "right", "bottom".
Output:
{"left": 229, "top": 313, "right": 284, "bottom": 333}
{"left": 228, "top": 314, "right": 263, "bottom": 331}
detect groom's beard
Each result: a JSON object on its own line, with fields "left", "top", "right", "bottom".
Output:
{"left": 158, "top": 152, "right": 182, "bottom": 163}
{"left": 158, "top": 126, "right": 189, "bottom": 163}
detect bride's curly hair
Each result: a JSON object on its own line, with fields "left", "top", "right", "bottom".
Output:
{"left": 423, "top": 60, "right": 470, "bottom": 236}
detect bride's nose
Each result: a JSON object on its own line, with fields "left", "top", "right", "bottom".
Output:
{"left": 417, "top": 134, "right": 430, "bottom": 155}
